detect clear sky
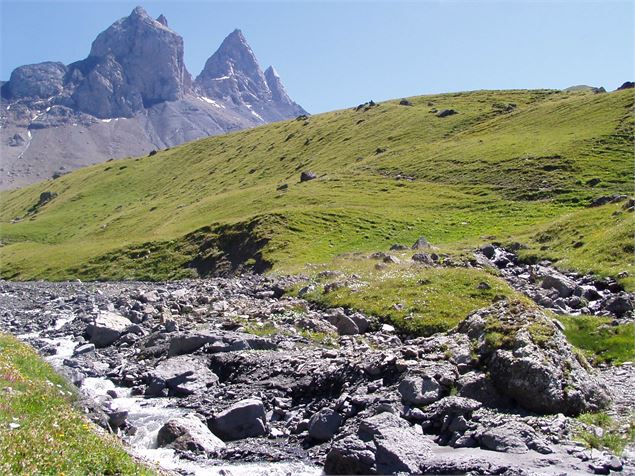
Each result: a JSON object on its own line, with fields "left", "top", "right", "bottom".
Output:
{"left": 1, "top": 1, "right": 633, "bottom": 113}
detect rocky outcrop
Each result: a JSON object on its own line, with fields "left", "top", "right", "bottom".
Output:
{"left": 3, "top": 62, "right": 67, "bottom": 100}
{"left": 458, "top": 301, "right": 610, "bottom": 415}
{"left": 477, "top": 244, "right": 634, "bottom": 319}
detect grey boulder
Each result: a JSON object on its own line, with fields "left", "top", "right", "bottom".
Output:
{"left": 326, "top": 310, "right": 360, "bottom": 336}
{"left": 210, "top": 398, "right": 267, "bottom": 441}
{"left": 158, "top": 414, "right": 225, "bottom": 454}
{"left": 300, "top": 171, "right": 317, "bottom": 182}
{"left": 398, "top": 374, "right": 442, "bottom": 405}
{"left": 476, "top": 421, "right": 552, "bottom": 454}
{"left": 308, "top": 408, "right": 343, "bottom": 442}
{"left": 605, "top": 293, "right": 634, "bottom": 317}
{"left": 436, "top": 109, "right": 457, "bottom": 117}
{"left": 147, "top": 355, "right": 218, "bottom": 397}
{"left": 421, "top": 396, "right": 482, "bottom": 428}
{"left": 87, "top": 311, "right": 131, "bottom": 347}
{"left": 541, "top": 273, "right": 577, "bottom": 298}
{"left": 325, "top": 412, "right": 431, "bottom": 475}
{"left": 349, "top": 312, "right": 370, "bottom": 333}
{"left": 411, "top": 236, "right": 431, "bottom": 249}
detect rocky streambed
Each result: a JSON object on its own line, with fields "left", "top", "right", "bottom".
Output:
{"left": 0, "top": 267, "right": 633, "bottom": 475}
{"left": 476, "top": 244, "right": 634, "bottom": 320}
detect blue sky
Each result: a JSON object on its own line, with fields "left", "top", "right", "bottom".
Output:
{"left": 1, "top": 1, "right": 633, "bottom": 113}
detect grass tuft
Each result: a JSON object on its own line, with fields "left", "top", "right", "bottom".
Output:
{"left": 557, "top": 315, "right": 635, "bottom": 364}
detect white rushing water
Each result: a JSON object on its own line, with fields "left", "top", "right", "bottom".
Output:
{"left": 83, "top": 376, "right": 321, "bottom": 475}
{"left": 25, "top": 317, "right": 322, "bottom": 476}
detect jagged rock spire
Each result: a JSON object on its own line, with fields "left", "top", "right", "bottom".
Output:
{"left": 156, "top": 14, "right": 168, "bottom": 27}
{"left": 71, "top": 6, "right": 190, "bottom": 117}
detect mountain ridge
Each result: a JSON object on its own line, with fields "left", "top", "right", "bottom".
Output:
{"left": 0, "top": 6, "right": 306, "bottom": 190}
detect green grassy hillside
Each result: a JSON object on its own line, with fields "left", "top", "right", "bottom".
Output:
{"left": 0, "top": 88, "right": 633, "bottom": 283}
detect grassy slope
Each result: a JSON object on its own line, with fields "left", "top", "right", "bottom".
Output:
{"left": 558, "top": 315, "right": 634, "bottom": 364}
{"left": 0, "top": 334, "right": 153, "bottom": 475}
{"left": 292, "top": 249, "right": 522, "bottom": 335}
{"left": 0, "top": 88, "right": 633, "bottom": 282}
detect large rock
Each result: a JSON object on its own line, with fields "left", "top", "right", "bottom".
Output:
{"left": 458, "top": 301, "right": 610, "bottom": 415}
{"left": 398, "top": 374, "right": 442, "bottom": 405}
{"left": 421, "top": 396, "right": 482, "bottom": 428}
{"left": 87, "top": 311, "right": 131, "bottom": 347}
{"left": 325, "top": 412, "right": 431, "bottom": 475}
{"left": 605, "top": 293, "right": 634, "bottom": 317}
{"left": 411, "top": 236, "right": 431, "bottom": 249}
{"left": 541, "top": 273, "right": 577, "bottom": 298}
{"left": 476, "top": 421, "right": 552, "bottom": 454}
{"left": 477, "top": 425, "right": 529, "bottom": 453}
{"left": 210, "top": 398, "right": 267, "bottom": 441}
{"left": 326, "top": 310, "right": 360, "bottom": 336}
{"left": 308, "top": 408, "right": 342, "bottom": 442}
{"left": 5, "top": 62, "right": 67, "bottom": 99}
{"left": 168, "top": 331, "right": 218, "bottom": 356}
{"left": 147, "top": 355, "right": 218, "bottom": 396}
{"left": 436, "top": 109, "right": 457, "bottom": 117}
{"left": 300, "top": 171, "right": 317, "bottom": 182}
{"left": 349, "top": 312, "right": 370, "bottom": 333}
{"left": 481, "top": 244, "right": 496, "bottom": 259}
{"left": 158, "top": 414, "right": 225, "bottom": 454}
{"left": 168, "top": 330, "right": 276, "bottom": 356}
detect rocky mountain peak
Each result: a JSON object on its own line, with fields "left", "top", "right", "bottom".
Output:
{"left": 197, "top": 29, "right": 264, "bottom": 86}
{"left": 264, "top": 66, "right": 293, "bottom": 105}
{"left": 71, "top": 6, "right": 190, "bottom": 117}
{"left": 130, "top": 5, "right": 149, "bottom": 19}
{"left": 89, "top": 6, "right": 180, "bottom": 59}
{"left": 156, "top": 14, "right": 169, "bottom": 27}
{"left": 225, "top": 28, "right": 247, "bottom": 44}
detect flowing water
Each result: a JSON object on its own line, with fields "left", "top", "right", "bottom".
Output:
{"left": 24, "top": 315, "right": 322, "bottom": 476}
